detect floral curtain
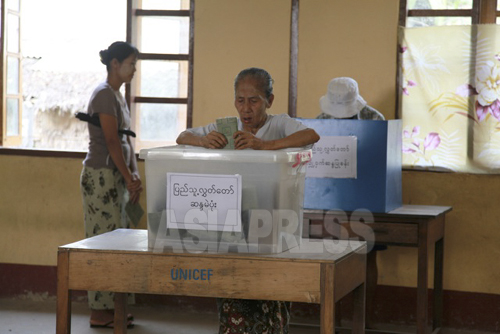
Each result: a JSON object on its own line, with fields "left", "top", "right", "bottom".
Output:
{"left": 399, "top": 24, "right": 500, "bottom": 173}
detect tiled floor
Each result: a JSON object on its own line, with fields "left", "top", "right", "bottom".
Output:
{"left": 0, "top": 297, "right": 494, "bottom": 334}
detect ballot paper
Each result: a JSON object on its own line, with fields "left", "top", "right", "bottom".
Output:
{"left": 125, "top": 201, "right": 145, "bottom": 228}
{"left": 216, "top": 117, "right": 238, "bottom": 149}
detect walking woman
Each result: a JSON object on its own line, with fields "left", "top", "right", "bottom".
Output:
{"left": 80, "top": 41, "right": 142, "bottom": 328}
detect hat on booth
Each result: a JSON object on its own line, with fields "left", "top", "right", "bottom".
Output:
{"left": 319, "top": 77, "right": 367, "bottom": 118}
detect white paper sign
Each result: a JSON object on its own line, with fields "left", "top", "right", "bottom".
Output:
{"left": 166, "top": 173, "right": 242, "bottom": 232}
{"left": 306, "top": 136, "right": 357, "bottom": 178}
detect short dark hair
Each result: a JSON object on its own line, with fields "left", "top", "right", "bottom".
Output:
{"left": 99, "top": 41, "right": 139, "bottom": 71}
{"left": 234, "top": 67, "right": 274, "bottom": 100}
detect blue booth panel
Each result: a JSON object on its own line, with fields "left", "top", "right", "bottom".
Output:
{"left": 299, "top": 118, "right": 402, "bottom": 213}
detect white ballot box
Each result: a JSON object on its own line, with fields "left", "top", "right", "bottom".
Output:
{"left": 139, "top": 145, "right": 312, "bottom": 253}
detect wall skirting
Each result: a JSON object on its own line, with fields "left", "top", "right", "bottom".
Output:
{"left": 1, "top": 263, "right": 499, "bottom": 332}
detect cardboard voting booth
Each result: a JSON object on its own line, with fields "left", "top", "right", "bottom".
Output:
{"left": 299, "top": 119, "right": 402, "bottom": 213}
{"left": 139, "top": 145, "right": 312, "bottom": 253}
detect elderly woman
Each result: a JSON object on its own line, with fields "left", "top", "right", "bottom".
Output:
{"left": 177, "top": 67, "right": 319, "bottom": 334}
{"left": 177, "top": 67, "right": 319, "bottom": 150}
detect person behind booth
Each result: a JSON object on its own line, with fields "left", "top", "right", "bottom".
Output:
{"left": 177, "top": 67, "right": 319, "bottom": 334}
{"left": 79, "top": 41, "right": 142, "bottom": 328}
{"left": 317, "top": 77, "right": 385, "bottom": 120}
{"left": 317, "top": 76, "right": 384, "bottom": 328}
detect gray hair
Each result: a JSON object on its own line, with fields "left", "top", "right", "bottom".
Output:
{"left": 234, "top": 67, "right": 274, "bottom": 100}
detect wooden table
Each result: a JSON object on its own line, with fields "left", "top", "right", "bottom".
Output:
{"left": 56, "top": 228, "right": 367, "bottom": 334}
{"left": 303, "top": 205, "right": 452, "bottom": 334}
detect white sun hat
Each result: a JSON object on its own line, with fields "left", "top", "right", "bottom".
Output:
{"left": 319, "top": 77, "right": 367, "bottom": 118}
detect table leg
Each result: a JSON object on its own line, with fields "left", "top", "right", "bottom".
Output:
{"left": 321, "top": 263, "right": 335, "bottom": 334}
{"left": 417, "top": 224, "right": 429, "bottom": 334}
{"left": 114, "top": 293, "right": 128, "bottom": 334}
{"left": 433, "top": 237, "right": 444, "bottom": 330}
{"left": 56, "top": 250, "right": 71, "bottom": 334}
{"left": 352, "top": 282, "right": 366, "bottom": 334}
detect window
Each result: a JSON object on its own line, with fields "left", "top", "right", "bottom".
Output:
{"left": 127, "top": 0, "right": 193, "bottom": 152}
{"left": 398, "top": 0, "right": 500, "bottom": 173}
{"left": 1, "top": 0, "right": 127, "bottom": 150}
{"left": 401, "top": 0, "right": 499, "bottom": 26}
{"left": 0, "top": 0, "right": 193, "bottom": 152}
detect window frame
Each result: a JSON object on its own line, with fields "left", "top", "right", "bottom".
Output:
{"left": 399, "top": 0, "right": 498, "bottom": 26}
{"left": 126, "top": 0, "right": 194, "bottom": 151}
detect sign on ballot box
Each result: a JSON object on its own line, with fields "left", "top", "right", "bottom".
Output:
{"left": 166, "top": 173, "right": 242, "bottom": 232}
{"left": 299, "top": 118, "right": 402, "bottom": 213}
